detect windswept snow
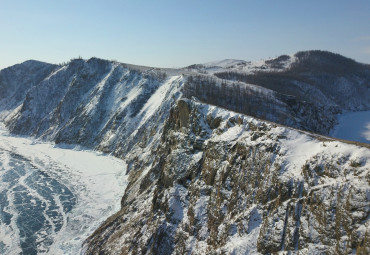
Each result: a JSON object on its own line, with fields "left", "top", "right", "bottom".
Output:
{"left": 330, "top": 111, "right": 370, "bottom": 144}
{"left": 137, "top": 75, "right": 182, "bottom": 128}
{"left": 199, "top": 55, "right": 296, "bottom": 74}
{"left": 0, "top": 124, "right": 128, "bottom": 254}
{"left": 204, "top": 59, "right": 248, "bottom": 68}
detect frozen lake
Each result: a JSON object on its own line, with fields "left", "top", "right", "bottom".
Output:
{"left": 330, "top": 111, "right": 370, "bottom": 144}
{"left": 0, "top": 124, "right": 128, "bottom": 254}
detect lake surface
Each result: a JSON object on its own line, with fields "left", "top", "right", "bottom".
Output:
{"left": 330, "top": 110, "right": 370, "bottom": 144}
{"left": 0, "top": 124, "right": 128, "bottom": 254}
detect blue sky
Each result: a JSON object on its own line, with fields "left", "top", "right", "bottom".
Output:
{"left": 1, "top": 0, "right": 370, "bottom": 69}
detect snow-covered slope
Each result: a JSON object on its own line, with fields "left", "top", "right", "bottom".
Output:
{"left": 2, "top": 58, "right": 184, "bottom": 159}
{"left": 185, "top": 54, "right": 295, "bottom": 75}
{"left": 0, "top": 60, "right": 57, "bottom": 120}
{"left": 85, "top": 99, "right": 370, "bottom": 254}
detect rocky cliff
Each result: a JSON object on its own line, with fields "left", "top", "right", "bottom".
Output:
{"left": 84, "top": 99, "right": 370, "bottom": 254}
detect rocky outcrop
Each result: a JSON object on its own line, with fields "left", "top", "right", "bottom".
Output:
{"left": 84, "top": 99, "right": 370, "bottom": 254}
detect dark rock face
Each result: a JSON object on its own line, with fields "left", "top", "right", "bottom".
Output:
{"left": 84, "top": 100, "right": 370, "bottom": 254}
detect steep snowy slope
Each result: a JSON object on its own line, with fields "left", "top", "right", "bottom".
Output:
{"left": 3, "top": 58, "right": 183, "bottom": 159}
{"left": 85, "top": 99, "right": 370, "bottom": 254}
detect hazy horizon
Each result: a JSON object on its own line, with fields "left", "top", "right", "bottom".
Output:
{"left": 1, "top": 0, "right": 370, "bottom": 69}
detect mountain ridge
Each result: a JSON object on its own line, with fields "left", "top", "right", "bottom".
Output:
{"left": 3, "top": 50, "right": 370, "bottom": 142}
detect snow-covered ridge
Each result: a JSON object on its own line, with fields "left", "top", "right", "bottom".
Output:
{"left": 1, "top": 51, "right": 369, "bottom": 142}
{"left": 203, "top": 59, "right": 249, "bottom": 68}
{"left": 185, "top": 54, "right": 296, "bottom": 75}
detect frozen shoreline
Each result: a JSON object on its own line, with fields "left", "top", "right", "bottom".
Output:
{"left": 0, "top": 124, "right": 128, "bottom": 254}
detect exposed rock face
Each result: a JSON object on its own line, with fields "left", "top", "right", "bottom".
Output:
{"left": 84, "top": 99, "right": 370, "bottom": 254}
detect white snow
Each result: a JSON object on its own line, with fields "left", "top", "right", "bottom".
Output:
{"left": 200, "top": 55, "right": 296, "bottom": 75}
{"left": 222, "top": 227, "right": 260, "bottom": 255}
{"left": 204, "top": 59, "right": 248, "bottom": 68}
{"left": 219, "top": 206, "right": 261, "bottom": 255}
{"left": 137, "top": 75, "right": 181, "bottom": 128}
{"left": 0, "top": 123, "right": 128, "bottom": 254}
{"left": 83, "top": 64, "right": 117, "bottom": 115}
{"left": 330, "top": 110, "right": 370, "bottom": 144}
{"left": 279, "top": 129, "right": 323, "bottom": 178}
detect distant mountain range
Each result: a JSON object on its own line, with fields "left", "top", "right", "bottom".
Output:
{"left": 0, "top": 50, "right": 369, "bottom": 254}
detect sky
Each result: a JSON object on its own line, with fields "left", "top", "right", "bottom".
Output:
{"left": 1, "top": 0, "right": 370, "bottom": 69}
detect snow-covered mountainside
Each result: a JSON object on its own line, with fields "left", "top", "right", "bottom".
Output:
{"left": 85, "top": 99, "right": 370, "bottom": 254}
{"left": 0, "top": 51, "right": 369, "bottom": 254}
{"left": 0, "top": 60, "right": 57, "bottom": 120}
{"left": 1, "top": 58, "right": 183, "bottom": 159}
